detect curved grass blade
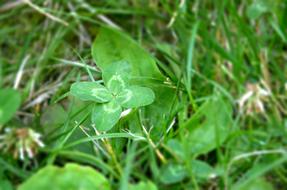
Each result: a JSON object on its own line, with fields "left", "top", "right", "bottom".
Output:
{"left": 63, "top": 133, "right": 138, "bottom": 149}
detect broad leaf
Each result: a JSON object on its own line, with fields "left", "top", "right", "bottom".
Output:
{"left": 184, "top": 95, "right": 233, "bottom": 156}
{"left": 92, "top": 100, "right": 122, "bottom": 131}
{"left": 116, "top": 86, "right": 155, "bottom": 108}
{"left": 92, "top": 27, "right": 163, "bottom": 79}
{"left": 0, "top": 89, "right": 21, "bottom": 126}
{"left": 18, "top": 163, "right": 110, "bottom": 190}
{"left": 70, "top": 82, "right": 112, "bottom": 103}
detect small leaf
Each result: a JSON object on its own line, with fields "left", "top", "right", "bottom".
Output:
{"left": 70, "top": 82, "right": 112, "bottom": 103}
{"left": 116, "top": 86, "right": 155, "bottom": 108}
{"left": 247, "top": 0, "right": 272, "bottom": 20}
{"left": 102, "top": 60, "right": 131, "bottom": 94}
{"left": 159, "top": 163, "right": 187, "bottom": 185}
{"left": 40, "top": 104, "right": 67, "bottom": 127}
{"left": 191, "top": 160, "right": 215, "bottom": 179}
{"left": 18, "top": 163, "right": 110, "bottom": 190}
{"left": 102, "top": 60, "right": 131, "bottom": 82}
{"left": 92, "top": 100, "right": 122, "bottom": 131}
{"left": 40, "top": 104, "right": 68, "bottom": 134}
{"left": 184, "top": 95, "right": 233, "bottom": 155}
{"left": 0, "top": 89, "right": 21, "bottom": 125}
{"left": 129, "top": 181, "right": 158, "bottom": 190}
{"left": 106, "top": 74, "right": 128, "bottom": 95}
{"left": 166, "top": 139, "right": 185, "bottom": 160}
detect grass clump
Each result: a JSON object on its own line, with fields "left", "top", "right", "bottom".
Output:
{"left": 0, "top": 0, "right": 286, "bottom": 189}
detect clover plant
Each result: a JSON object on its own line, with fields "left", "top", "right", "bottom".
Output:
{"left": 70, "top": 60, "right": 155, "bottom": 131}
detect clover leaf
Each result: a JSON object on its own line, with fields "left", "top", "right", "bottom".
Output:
{"left": 0, "top": 88, "right": 21, "bottom": 126}
{"left": 70, "top": 60, "right": 155, "bottom": 131}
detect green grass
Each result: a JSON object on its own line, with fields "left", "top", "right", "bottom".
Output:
{"left": 0, "top": 0, "right": 287, "bottom": 189}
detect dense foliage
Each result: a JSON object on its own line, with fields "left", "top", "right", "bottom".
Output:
{"left": 0, "top": 0, "right": 286, "bottom": 189}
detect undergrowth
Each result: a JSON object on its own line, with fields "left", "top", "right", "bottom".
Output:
{"left": 0, "top": 0, "right": 287, "bottom": 189}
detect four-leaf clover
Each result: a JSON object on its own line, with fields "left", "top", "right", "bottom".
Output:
{"left": 70, "top": 61, "right": 155, "bottom": 131}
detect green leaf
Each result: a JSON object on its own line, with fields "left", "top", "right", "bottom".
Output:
{"left": 92, "top": 100, "right": 122, "bottom": 131}
{"left": 40, "top": 104, "right": 68, "bottom": 134}
{"left": 235, "top": 177, "right": 274, "bottom": 190}
{"left": 0, "top": 88, "right": 21, "bottom": 126}
{"left": 159, "top": 163, "right": 187, "bottom": 185}
{"left": 231, "top": 157, "right": 286, "bottom": 190}
{"left": 184, "top": 95, "right": 234, "bottom": 155}
{"left": 102, "top": 60, "right": 131, "bottom": 94}
{"left": 191, "top": 160, "right": 215, "bottom": 179}
{"left": 0, "top": 179, "right": 13, "bottom": 190}
{"left": 129, "top": 181, "right": 158, "bottom": 190}
{"left": 40, "top": 104, "right": 67, "bottom": 127}
{"left": 92, "top": 27, "right": 163, "bottom": 79}
{"left": 106, "top": 74, "right": 128, "bottom": 95}
{"left": 166, "top": 139, "right": 185, "bottom": 160}
{"left": 247, "top": 0, "right": 273, "bottom": 19}
{"left": 116, "top": 86, "right": 155, "bottom": 108}
{"left": 18, "top": 163, "right": 110, "bottom": 190}
{"left": 70, "top": 82, "right": 112, "bottom": 103}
